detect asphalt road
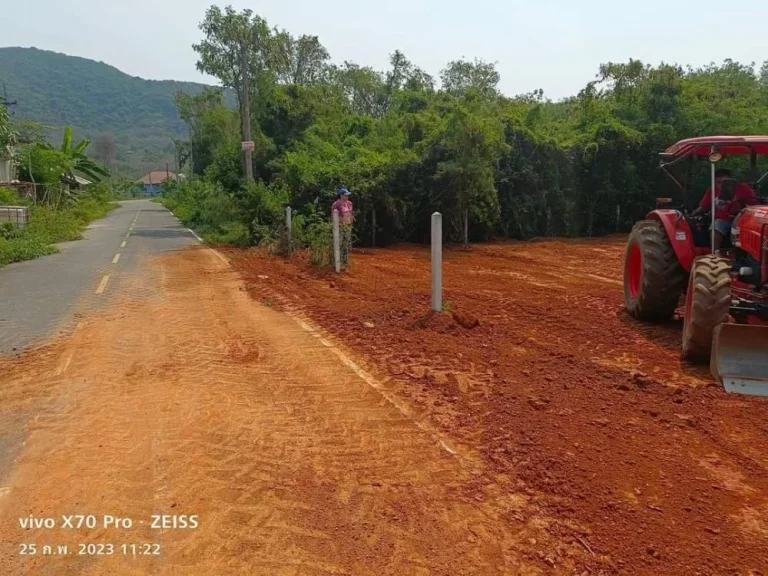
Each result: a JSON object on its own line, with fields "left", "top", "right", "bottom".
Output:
{"left": 0, "top": 199, "right": 198, "bottom": 354}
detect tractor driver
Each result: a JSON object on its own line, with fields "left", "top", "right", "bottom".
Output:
{"left": 691, "top": 168, "right": 757, "bottom": 251}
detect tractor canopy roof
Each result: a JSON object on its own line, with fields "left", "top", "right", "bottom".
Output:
{"left": 663, "top": 136, "right": 768, "bottom": 160}
{"left": 660, "top": 136, "right": 768, "bottom": 192}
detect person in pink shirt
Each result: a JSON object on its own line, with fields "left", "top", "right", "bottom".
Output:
{"left": 331, "top": 187, "right": 353, "bottom": 269}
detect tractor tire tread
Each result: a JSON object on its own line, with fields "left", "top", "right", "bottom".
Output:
{"left": 624, "top": 220, "right": 686, "bottom": 321}
{"left": 682, "top": 256, "right": 731, "bottom": 362}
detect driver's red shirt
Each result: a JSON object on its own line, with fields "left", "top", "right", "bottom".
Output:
{"left": 699, "top": 182, "right": 756, "bottom": 220}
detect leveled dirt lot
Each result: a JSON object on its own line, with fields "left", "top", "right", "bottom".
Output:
{"left": 228, "top": 237, "right": 768, "bottom": 575}
{"left": 2, "top": 248, "right": 543, "bottom": 575}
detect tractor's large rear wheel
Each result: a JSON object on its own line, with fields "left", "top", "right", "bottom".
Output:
{"left": 681, "top": 255, "right": 732, "bottom": 363}
{"left": 624, "top": 220, "right": 686, "bottom": 321}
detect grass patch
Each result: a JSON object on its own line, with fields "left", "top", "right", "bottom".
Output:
{"left": 0, "top": 188, "right": 117, "bottom": 267}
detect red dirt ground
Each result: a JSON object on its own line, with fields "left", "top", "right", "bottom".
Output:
{"left": 227, "top": 238, "right": 768, "bottom": 575}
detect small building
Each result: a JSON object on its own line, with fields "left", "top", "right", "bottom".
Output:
{"left": 136, "top": 170, "right": 178, "bottom": 196}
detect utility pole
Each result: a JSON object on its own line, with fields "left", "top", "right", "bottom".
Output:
{"left": 241, "top": 47, "right": 254, "bottom": 182}
{"left": 188, "top": 127, "right": 194, "bottom": 176}
{"left": 1, "top": 83, "right": 17, "bottom": 110}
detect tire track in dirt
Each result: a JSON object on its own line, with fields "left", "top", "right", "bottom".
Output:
{"left": 0, "top": 247, "right": 553, "bottom": 575}
{"left": 226, "top": 240, "right": 768, "bottom": 575}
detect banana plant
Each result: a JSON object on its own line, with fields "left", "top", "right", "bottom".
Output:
{"left": 59, "top": 126, "right": 110, "bottom": 183}
{"left": 0, "top": 101, "right": 17, "bottom": 159}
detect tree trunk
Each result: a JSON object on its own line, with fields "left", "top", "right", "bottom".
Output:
{"left": 241, "top": 47, "right": 253, "bottom": 182}
{"left": 464, "top": 209, "right": 469, "bottom": 246}
{"left": 546, "top": 207, "right": 552, "bottom": 236}
{"left": 372, "top": 208, "right": 376, "bottom": 247}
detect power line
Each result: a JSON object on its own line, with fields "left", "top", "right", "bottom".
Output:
{"left": 1, "top": 82, "right": 18, "bottom": 111}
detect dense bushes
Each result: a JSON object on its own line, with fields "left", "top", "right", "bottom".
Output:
{"left": 160, "top": 177, "right": 337, "bottom": 261}
{"left": 166, "top": 8, "right": 768, "bottom": 258}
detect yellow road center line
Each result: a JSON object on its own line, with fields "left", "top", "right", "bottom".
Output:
{"left": 121, "top": 241, "right": 127, "bottom": 248}
{"left": 112, "top": 254, "right": 121, "bottom": 264}
{"left": 96, "top": 275, "right": 110, "bottom": 294}
{"left": 126, "top": 233, "right": 130, "bottom": 238}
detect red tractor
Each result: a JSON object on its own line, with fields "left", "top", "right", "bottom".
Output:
{"left": 623, "top": 136, "right": 768, "bottom": 396}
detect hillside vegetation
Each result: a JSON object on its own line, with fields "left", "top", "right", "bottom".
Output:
{"left": 0, "top": 47, "right": 231, "bottom": 175}
{"left": 163, "top": 6, "right": 768, "bottom": 253}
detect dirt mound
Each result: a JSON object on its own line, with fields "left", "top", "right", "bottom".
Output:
{"left": 452, "top": 310, "right": 480, "bottom": 329}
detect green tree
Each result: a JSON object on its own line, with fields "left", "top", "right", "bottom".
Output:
{"left": 193, "top": 6, "right": 287, "bottom": 144}
{"left": 0, "top": 101, "right": 17, "bottom": 157}
{"left": 169, "top": 7, "right": 768, "bottom": 249}
{"left": 432, "top": 96, "right": 507, "bottom": 244}
{"left": 19, "top": 127, "right": 110, "bottom": 190}
{"left": 278, "top": 35, "right": 331, "bottom": 86}
{"left": 330, "top": 62, "right": 388, "bottom": 117}
{"left": 176, "top": 88, "right": 239, "bottom": 177}
{"left": 440, "top": 59, "right": 500, "bottom": 100}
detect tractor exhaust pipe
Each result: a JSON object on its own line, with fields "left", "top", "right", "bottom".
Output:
{"left": 711, "top": 324, "right": 768, "bottom": 397}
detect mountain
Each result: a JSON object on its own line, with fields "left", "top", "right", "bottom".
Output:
{"left": 0, "top": 47, "right": 230, "bottom": 176}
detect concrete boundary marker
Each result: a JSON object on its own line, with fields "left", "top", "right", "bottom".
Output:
{"left": 431, "top": 212, "right": 442, "bottom": 312}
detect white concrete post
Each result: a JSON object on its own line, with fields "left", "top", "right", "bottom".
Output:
{"left": 333, "top": 209, "right": 341, "bottom": 273}
{"left": 710, "top": 159, "right": 717, "bottom": 253}
{"left": 431, "top": 212, "right": 442, "bottom": 312}
{"left": 286, "top": 206, "right": 292, "bottom": 254}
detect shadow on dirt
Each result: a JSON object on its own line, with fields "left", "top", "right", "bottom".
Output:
{"left": 617, "top": 308, "right": 713, "bottom": 381}
{"left": 617, "top": 308, "right": 682, "bottom": 352}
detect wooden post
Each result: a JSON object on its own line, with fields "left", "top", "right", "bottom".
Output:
{"left": 432, "top": 212, "right": 442, "bottom": 312}
{"left": 333, "top": 209, "right": 341, "bottom": 274}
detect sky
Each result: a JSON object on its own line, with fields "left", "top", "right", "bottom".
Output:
{"left": 1, "top": 0, "right": 767, "bottom": 100}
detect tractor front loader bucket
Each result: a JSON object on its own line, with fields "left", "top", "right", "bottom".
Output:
{"left": 711, "top": 324, "right": 768, "bottom": 397}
